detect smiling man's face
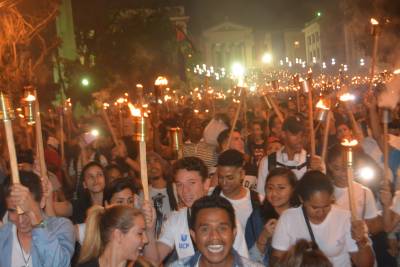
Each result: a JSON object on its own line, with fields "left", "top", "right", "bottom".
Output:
{"left": 190, "top": 208, "right": 236, "bottom": 266}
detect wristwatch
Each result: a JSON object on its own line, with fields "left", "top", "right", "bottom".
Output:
{"left": 33, "top": 220, "right": 47, "bottom": 229}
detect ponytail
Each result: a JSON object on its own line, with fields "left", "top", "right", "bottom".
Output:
{"left": 78, "top": 205, "right": 105, "bottom": 263}
{"left": 78, "top": 205, "right": 143, "bottom": 264}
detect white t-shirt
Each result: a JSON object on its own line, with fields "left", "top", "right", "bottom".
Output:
{"left": 272, "top": 205, "right": 359, "bottom": 267}
{"left": 158, "top": 207, "right": 249, "bottom": 260}
{"left": 11, "top": 224, "right": 33, "bottom": 267}
{"left": 334, "top": 182, "right": 379, "bottom": 220}
{"left": 77, "top": 223, "right": 86, "bottom": 245}
{"left": 221, "top": 188, "right": 253, "bottom": 231}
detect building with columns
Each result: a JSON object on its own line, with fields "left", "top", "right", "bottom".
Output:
{"left": 202, "top": 21, "right": 258, "bottom": 69}
{"left": 202, "top": 21, "right": 306, "bottom": 70}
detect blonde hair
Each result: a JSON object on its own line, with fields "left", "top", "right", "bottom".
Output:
{"left": 78, "top": 205, "right": 143, "bottom": 264}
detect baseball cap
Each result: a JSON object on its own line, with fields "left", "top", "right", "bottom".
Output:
{"left": 282, "top": 115, "right": 305, "bottom": 133}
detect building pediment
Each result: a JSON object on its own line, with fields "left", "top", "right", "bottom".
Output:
{"left": 203, "top": 21, "right": 252, "bottom": 36}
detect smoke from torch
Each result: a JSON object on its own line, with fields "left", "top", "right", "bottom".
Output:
{"left": 378, "top": 76, "right": 400, "bottom": 110}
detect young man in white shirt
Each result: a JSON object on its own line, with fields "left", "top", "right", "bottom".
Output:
{"left": 143, "top": 157, "right": 249, "bottom": 266}
{"left": 257, "top": 115, "right": 325, "bottom": 195}
{"left": 212, "top": 149, "right": 260, "bottom": 231}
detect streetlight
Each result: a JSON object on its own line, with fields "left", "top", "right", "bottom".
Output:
{"left": 81, "top": 77, "right": 90, "bottom": 87}
{"left": 261, "top": 53, "right": 273, "bottom": 64}
{"left": 231, "top": 62, "right": 245, "bottom": 87}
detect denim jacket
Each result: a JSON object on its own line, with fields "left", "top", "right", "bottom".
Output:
{"left": 168, "top": 249, "right": 263, "bottom": 267}
{"left": 0, "top": 216, "right": 75, "bottom": 267}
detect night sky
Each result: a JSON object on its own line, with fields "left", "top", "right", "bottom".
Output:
{"left": 185, "top": 0, "right": 333, "bottom": 33}
{"left": 72, "top": 0, "right": 335, "bottom": 34}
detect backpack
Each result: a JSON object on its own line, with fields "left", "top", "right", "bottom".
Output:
{"left": 267, "top": 151, "right": 310, "bottom": 171}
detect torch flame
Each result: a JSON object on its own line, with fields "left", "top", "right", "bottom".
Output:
{"left": 116, "top": 97, "right": 125, "bottom": 104}
{"left": 339, "top": 93, "right": 355, "bottom": 102}
{"left": 370, "top": 18, "right": 379, "bottom": 25}
{"left": 128, "top": 103, "right": 141, "bottom": 117}
{"left": 24, "top": 94, "right": 36, "bottom": 102}
{"left": 341, "top": 139, "right": 358, "bottom": 147}
{"left": 316, "top": 99, "right": 329, "bottom": 110}
{"left": 155, "top": 76, "right": 168, "bottom": 86}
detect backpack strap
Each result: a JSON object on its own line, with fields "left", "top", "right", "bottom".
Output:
{"left": 268, "top": 152, "right": 277, "bottom": 171}
{"left": 249, "top": 189, "right": 261, "bottom": 209}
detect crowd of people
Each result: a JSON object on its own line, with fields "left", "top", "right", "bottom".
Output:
{"left": 1, "top": 84, "right": 400, "bottom": 267}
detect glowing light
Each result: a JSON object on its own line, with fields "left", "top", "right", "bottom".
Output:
{"left": 360, "top": 58, "right": 365, "bottom": 66}
{"left": 394, "top": 69, "right": 400, "bottom": 75}
{"left": 370, "top": 18, "right": 379, "bottom": 25}
{"left": 341, "top": 139, "right": 358, "bottom": 147}
{"left": 116, "top": 98, "right": 125, "bottom": 104}
{"left": 155, "top": 76, "right": 168, "bottom": 86}
{"left": 262, "top": 53, "right": 273, "bottom": 64}
{"left": 358, "top": 166, "right": 375, "bottom": 181}
{"left": 81, "top": 78, "right": 90, "bottom": 87}
{"left": 136, "top": 84, "right": 143, "bottom": 89}
{"left": 231, "top": 63, "right": 245, "bottom": 77}
{"left": 339, "top": 93, "right": 355, "bottom": 102}
{"left": 90, "top": 129, "right": 99, "bottom": 137}
{"left": 24, "top": 94, "right": 36, "bottom": 102}
{"left": 316, "top": 99, "right": 329, "bottom": 110}
{"left": 128, "top": 103, "right": 142, "bottom": 117}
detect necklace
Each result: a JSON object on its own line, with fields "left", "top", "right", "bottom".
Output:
{"left": 17, "top": 235, "right": 31, "bottom": 267}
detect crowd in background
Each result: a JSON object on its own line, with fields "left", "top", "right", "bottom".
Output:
{"left": 1, "top": 84, "right": 400, "bottom": 267}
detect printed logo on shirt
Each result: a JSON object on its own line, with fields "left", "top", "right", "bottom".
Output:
{"left": 181, "top": 234, "right": 188, "bottom": 242}
{"left": 179, "top": 234, "right": 190, "bottom": 249}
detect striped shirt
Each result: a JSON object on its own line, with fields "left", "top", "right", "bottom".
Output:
{"left": 183, "top": 141, "right": 218, "bottom": 174}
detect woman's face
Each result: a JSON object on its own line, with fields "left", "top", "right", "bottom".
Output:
{"left": 327, "top": 155, "right": 347, "bottom": 187}
{"left": 109, "top": 188, "right": 135, "bottom": 207}
{"left": 251, "top": 124, "right": 263, "bottom": 139}
{"left": 147, "top": 155, "right": 163, "bottom": 179}
{"left": 83, "top": 165, "right": 106, "bottom": 194}
{"left": 121, "top": 215, "right": 148, "bottom": 262}
{"left": 303, "top": 191, "right": 333, "bottom": 224}
{"left": 266, "top": 175, "right": 294, "bottom": 210}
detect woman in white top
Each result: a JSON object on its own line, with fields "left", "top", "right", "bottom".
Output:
{"left": 271, "top": 170, "right": 374, "bottom": 267}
